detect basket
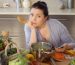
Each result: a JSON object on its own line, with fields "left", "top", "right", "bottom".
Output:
{"left": 1, "top": 42, "right": 19, "bottom": 65}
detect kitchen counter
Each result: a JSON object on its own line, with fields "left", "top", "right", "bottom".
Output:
{"left": 48, "top": 8, "right": 75, "bottom": 15}
{"left": 0, "top": 8, "right": 75, "bottom": 15}
{"left": 0, "top": 8, "right": 30, "bottom": 15}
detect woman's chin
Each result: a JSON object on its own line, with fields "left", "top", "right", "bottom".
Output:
{"left": 33, "top": 25, "right": 38, "bottom": 28}
{"left": 35, "top": 26, "right": 40, "bottom": 29}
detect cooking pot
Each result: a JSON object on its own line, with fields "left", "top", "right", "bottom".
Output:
{"left": 30, "top": 42, "right": 55, "bottom": 61}
{"left": 31, "top": 42, "right": 54, "bottom": 52}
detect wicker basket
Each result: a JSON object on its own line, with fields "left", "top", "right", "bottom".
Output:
{"left": 1, "top": 42, "right": 19, "bottom": 65}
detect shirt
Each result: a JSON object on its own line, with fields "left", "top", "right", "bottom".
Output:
{"left": 24, "top": 18, "right": 75, "bottom": 50}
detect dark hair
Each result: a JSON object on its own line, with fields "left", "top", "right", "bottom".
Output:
{"left": 31, "top": 1, "right": 49, "bottom": 17}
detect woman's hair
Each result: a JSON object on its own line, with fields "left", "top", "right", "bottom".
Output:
{"left": 31, "top": 1, "right": 49, "bottom": 17}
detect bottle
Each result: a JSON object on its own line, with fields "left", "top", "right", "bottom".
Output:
{"left": 67, "top": 0, "right": 74, "bottom": 9}
{"left": 22, "top": 0, "right": 31, "bottom": 9}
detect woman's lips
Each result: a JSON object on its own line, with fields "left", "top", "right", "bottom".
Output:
{"left": 31, "top": 22, "right": 36, "bottom": 25}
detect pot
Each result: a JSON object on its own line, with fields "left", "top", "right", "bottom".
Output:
{"left": 31, "top": 42, "right": 54, "bottom": 52}
{"left": 30, "top": 42, "right": 55, "bottom": 61}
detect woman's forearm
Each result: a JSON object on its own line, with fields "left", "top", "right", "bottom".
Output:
{"left": 29, "top": 28, "right": 37, "bottom": 46}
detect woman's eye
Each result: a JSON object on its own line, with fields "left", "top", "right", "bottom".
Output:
{"left": 38, "top": 16, "right": 41, "bottom": 17}
{"left": 30, "top": 14, "right": 33, "bottom": 16}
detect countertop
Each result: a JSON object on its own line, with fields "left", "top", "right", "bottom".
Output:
{"left": 48, "top": 8, "right": 75, "bottom": 15}
{"left": 0, "top": 8, "right": 30, "bottom": 15}
{"left": 0, "top": 8, "right": 75, "bottom": 15}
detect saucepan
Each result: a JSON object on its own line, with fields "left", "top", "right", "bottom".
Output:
{"left": 30, "top": 42, "right": 55, "bottom": 61}
{"left": 31, "top": 42, "right": 54, "bottom": 52}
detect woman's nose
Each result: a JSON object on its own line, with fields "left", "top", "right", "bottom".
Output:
{"left": 32, "top": 16, "right": 36, "bottom": 21}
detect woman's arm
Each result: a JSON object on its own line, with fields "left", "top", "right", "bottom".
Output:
{"left": 55, "top": 20, "right": 75, "bottom": 52}
{"left": 24, "top": 23, "right": 37, "bottom": 50}
{"left": 60, "top": 23, "right": 75, "bottom": 49}
{"left": 29, "top": 28, "right": 37, "bottom": 45}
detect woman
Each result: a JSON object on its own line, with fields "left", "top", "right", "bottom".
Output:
{"left": 17, "top": 1, "right": 75, "bottom": 51}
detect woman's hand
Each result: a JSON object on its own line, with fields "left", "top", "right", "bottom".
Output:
{"left": 62, "top": 43, "right": 72, "bottom": 50}
{"left": 55, "top": 47, "right": 65, "bottom": 52}
{"left": 27, "top": 21, "right": 36, "bottom": 29}
{"left": 55, "top": 43, "right": 72, "bottom": 52}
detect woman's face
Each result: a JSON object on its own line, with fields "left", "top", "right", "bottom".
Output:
{"left": 29, "top": 8, "right": 47, "bottom": 28}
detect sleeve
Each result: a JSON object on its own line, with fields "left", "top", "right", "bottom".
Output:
{"left": 24, "top": 24, "right": 31, "bottom": 50}
{"left": 59, "top": 21, "right": 75, "bottom": 48}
